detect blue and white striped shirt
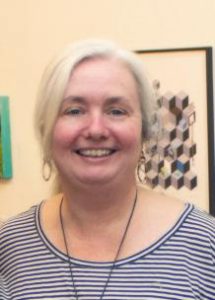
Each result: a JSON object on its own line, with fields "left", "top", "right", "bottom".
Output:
{"left": 0, "top": 203, "right": 215, "bottom": 299}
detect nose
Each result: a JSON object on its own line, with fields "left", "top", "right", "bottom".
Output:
{"left": 83, "top": 113, "right": 109, "bottom": 140}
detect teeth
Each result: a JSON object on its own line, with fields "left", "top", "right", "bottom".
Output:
{"left": 78, "top": 149, "right": 113, "bottom": 157}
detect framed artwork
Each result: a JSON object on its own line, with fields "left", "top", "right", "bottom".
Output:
{"left": 0, "top": 96, "right": 12, "bottom": 179}
{"left": 136, "top": 47, "right": 215, "bottom": 216}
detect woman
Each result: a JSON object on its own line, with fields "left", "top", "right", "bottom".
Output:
{"left": 0, "top": 40, "right": 214, "bottom": 300}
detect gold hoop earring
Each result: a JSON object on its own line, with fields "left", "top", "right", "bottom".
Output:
{"left": 137, "top": 149, "right": 146, "bottom": 183}
{"left": 42, "top": 159, "right": 52, "bottom": 181}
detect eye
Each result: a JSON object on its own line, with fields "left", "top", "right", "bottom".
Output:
{"left": 108, "top": 108, "right": 127, "bottom": 116}
{"left": 63, "top": 107, "right": 83, "bottom": 116}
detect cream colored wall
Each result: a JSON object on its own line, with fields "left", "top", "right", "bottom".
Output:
{"left": 0, "top": 0, "right": 215, "bottom": 219}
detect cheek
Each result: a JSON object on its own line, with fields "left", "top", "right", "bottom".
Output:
{"left": 52, "top": 121, "right": 76, "bottom": 149}
{"left": 117, "top": 122, "right": 142, "bottom": 149}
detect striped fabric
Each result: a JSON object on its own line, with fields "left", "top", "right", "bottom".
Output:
{"left": 0, "top": 203, "right": 215, "bottom": 300}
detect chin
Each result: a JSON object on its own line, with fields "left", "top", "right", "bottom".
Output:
{"left": 71, "top": 170, "right": 120, "bottom": 187}
{"left": 79, "top": 175, "right": 113, "bottom": 185}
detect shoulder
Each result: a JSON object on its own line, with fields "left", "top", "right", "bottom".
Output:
{"left": 0, "top": 203, "right": 44, "bottom": 265}
{"left": 191, "top": 205, "right": 215, "bottom": 223}
{"left": 178, "top": 206, "right": 215, "bottom": 267}
{"left": 137, "top": 186, "right": 215, "bottom": 245}
{"left": 138, "top": 185, "right": 214, "bottom": 225}
{"left": 187, "top": 205, "right": 215, "bottom": 237}
{"left": 0, "top": 204, "right": 39, "bottom": 241}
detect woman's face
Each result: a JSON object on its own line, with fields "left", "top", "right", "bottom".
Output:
{"left": 51, "top": 57, "right": 142, "bottom": 187}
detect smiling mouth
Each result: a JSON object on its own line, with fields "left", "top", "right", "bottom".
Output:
{"left": 76, "top": 149, "right": 116, "bottom": 158}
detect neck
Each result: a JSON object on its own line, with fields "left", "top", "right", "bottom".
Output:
{"left": 59, "top": 185, "right": 138, "bottom": 297}
{"left": 60, "top": 180, "right": 137, "bottom": 230}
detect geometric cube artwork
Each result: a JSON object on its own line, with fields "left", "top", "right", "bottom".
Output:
{"left": 163, "top": 123, "right": 176, "bottom": 141}
{"left": 151, "top": 154, "right": 164, "bottom": 172}
{"left": 184, "top": 171, "right": 197, "bottom": 190}
{"left": 171, "top": 170, "right": 184, "bottom": 189}
{"left": 158, "top": 172, "right": 171, "bottom": 189}
{"left": 146, "top": 170, "right": 158, "bottom": 188}
{"left": 145, "top": 86, "right": 197, "bottom": 190}
{"left": 176, "top": 126, "right": 189, "bottom": 141}
{"left": 183, "top": 140, "right": 197, "bottom": 158}
{"left": 176, "top": 154, "right": 190, "bottom": 173}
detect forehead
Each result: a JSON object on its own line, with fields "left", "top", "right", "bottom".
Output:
{"left": 73, "top": 57, "right": 134, "bottom": 79}
{"left": 64, "top": 57, "right": 139, "bottom": 98}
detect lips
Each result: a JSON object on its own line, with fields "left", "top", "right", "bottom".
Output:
{"left": 76, "top": 148, "right": 116, "bottom": 157}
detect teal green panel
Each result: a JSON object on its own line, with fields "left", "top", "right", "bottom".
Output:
{"left": 0, "top": 96, "right": 12, "bottom": 179}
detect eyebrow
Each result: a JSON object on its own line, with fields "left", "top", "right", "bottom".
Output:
{"left": 105, "top": 96, "right": 129, "bottom": 105}
{"left": 62, "top": 96, "right": 86, "bottom": 104}
{"left": 62, "top": 95, "right": 129, "bottom": 105}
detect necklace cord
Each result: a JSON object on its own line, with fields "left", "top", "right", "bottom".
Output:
{"left": 60, "top": 198, "right": 79, "bottom": 299}
{"left": 59, "top": 191, "right": 138, "bottom": 300}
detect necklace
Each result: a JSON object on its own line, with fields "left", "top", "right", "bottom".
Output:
{"left": 59, "top": 191, "right": 138, "bottom": 300}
